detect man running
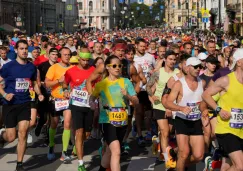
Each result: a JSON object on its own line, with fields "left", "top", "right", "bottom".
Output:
{"left": 45, "top": 47, "right": 72, "bottom": 162}
{"left": 63, "top": 49, "right": 95, "bottom": 171}
{"left": 166, "top": 57, "right": 205, "bottom": 171}
{"left": 0, "top": 40, "right": 43, "bottom": 171}
{"left": 202, "top": 48, "right": 243, "bottom": 171}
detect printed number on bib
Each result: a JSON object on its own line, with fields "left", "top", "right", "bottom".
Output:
{"left": 55, "top": 99, "right": 69, "bottom": 111}
{"left": 230, "top": 108, "right": 243, "bottom": 128}
{"left": 108, "top": 108, "right": 128, "bottom": 127}
{"left": 186, "top": 102, "right": 201, "bottom": 120}
{"left": 71, "top": 88, "right": 89, "bottom": 107}
{"left": 16, "top": 78, "right": 30, "bottom": 92}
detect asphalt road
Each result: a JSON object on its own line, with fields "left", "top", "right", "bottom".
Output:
{"left": 0, "top": 125, "right": 213, "bottom": 171}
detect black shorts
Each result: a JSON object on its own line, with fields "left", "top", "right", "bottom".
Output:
{"left": 70, "top": 104, "right": 93, "bottom": 132}
{"left": 216, "top": 133, "right": 243, "bottom": 157}
{"left": 128, "top": 105, "right": 134, "bottom": 118}
{"left": 3, "top": 102, "right": 31, "bottom": 128}
{"left": 174, "top": 116, "right": 203, "bottom": 136}
{"left": 153, "top": 109, "right": 174, "bottom": 125}
{"left": 137, "top": 91, "right": 152, "bottom": 110}
{"left": 100, "top": 123, "right": 127, "bottom": 146}
{"left": 51, "top": 100, "right": 70, "bottom": 117}
{"left": 31, "top": 100, "right": 38, "bottom": 109}
{"left": 37, "top": 95, "right": 52, "bottom": 115}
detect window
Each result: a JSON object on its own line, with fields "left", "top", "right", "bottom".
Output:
{"left": 78, "top": 2, "right": 83, "bottom": 10}
{"left": 89, "top": 1, "right": 93, "bottom": 11}
{"left": 178, "top": 16, "right": 181, "bottom": 22}
{"left": 186, "top": 2, "right": 189, "bottom": 9}
{"left": 102, "top": 1, "right": 105, "bottom": 8}
{"left": 178, "top": 1, "right": 181, "bottom": 9}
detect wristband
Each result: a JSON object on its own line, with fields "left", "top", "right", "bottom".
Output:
{"left": 3, "top": 93, "right": 7, "bottom": 98}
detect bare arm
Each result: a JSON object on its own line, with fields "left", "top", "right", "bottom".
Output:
{"left": 146, "top": 71, "right": 159, "bottom": 96}
{"left": 44, "top": 77, "right": 59, "bottom": 88}
{"left": 138, "top": 65, "right": 147, "bottom": 85}
{"left": 165, "top": 81, "right": 183, "bottom": 111}
{"left": 130, "top": 64, "right": 141, "bottom": 93}
{"left": 161, "top": 76, "right": 176, "bottom": 108}
{"left": 86, "top": 63, "right": 104, "bottom": 95}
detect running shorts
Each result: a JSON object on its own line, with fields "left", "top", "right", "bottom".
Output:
{"left": 3, "top": 102, "right": 31, "bottom": 128}
{"left": 153, "top": 109, "right": 174, "bottom": 125}
{"left": 50, "top": 100, "right": 70, "bottom": 117}
{"left": 174, "top": 116, "right": 203, "bottom": 135}
{"left": 137, "top": 91, "right": 152, "bottom": 110}
{"left": 216, "top": 133, "right": 243, "bottom": 157}
{"left": 70, "top": 104, "right": 93, "bottom": 132}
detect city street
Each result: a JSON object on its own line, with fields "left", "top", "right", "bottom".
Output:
{"left": 0, "top": 125, "right": 210, "bottom": 171}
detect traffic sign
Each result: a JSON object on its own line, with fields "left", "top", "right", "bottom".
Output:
{"left": 67, "top": 5, "right": 72, "bottom": 10}
{"left": 202, "top": 18, "right": 209, "bottom": 23}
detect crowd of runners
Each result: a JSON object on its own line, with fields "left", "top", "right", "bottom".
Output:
{"left": 0, "top": 28, "right": 242, "bottom": 171}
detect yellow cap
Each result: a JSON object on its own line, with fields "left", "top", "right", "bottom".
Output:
{"left": 69, "top": 56, "right": 79, "bottom": 63}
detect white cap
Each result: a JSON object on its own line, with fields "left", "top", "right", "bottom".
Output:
{"left": 186, "top": 57, "right": 202, "bottom": 66}
{"left": 230, "top": 48, "right": 243, "bottom": 70}
{"left": 27, "top": 37, "right": 31, "bottom": 41}
{"left": 197, "top": 53, "right": 207, "bottom": 60}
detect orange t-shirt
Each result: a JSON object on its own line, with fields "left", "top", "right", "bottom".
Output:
{"left": 46, "top": 63, "right": 72, "bottom": 99}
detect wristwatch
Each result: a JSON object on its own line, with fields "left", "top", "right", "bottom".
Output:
{"left": 215, "top": 106, "right": 222, "bottom": 114}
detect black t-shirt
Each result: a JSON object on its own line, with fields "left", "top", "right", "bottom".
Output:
{"left": 199, "top": 73, "right": 212, "bottom": 87}
{"left": 38, "top": 61, "right": 52, "bottom": 82}
{"left": 121, "top": 59, "right": 130, "bottom": 79}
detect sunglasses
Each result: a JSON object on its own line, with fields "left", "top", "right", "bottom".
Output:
{"left": 107, "top": 64, "right": 123, "bottom": 69}
{"left": 193, "top": 65, "right": 203, "bottom": 69}
{"left": 194, "top": 48, "right": 199, "bottom": 50}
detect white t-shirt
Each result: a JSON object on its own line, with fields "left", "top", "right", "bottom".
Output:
{"left": 134, "top": 53, "right": 156, "bottom": 90}
{"left": 0, "top": 58, "right": 11, "bottom": 67}
{"left": 65, "top": 45, "right": 77, "bottom": 53}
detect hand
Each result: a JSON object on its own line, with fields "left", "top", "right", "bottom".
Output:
{"left": 219, "top": 109, "right": 231, "bottom": 120}
{"left": 201, "top": 115, "right": 210, "bottom": 127}
{"left": 58, "top": 76, "right": 65, "bottom": 83}
{"left": 202, "top": 109, "right": 209, "bottom": 117}
{"left": 180, "top": 106, "right": 191, "bottom": 115}
{"left": 38, "top": 94, "right": 44, "bottom": 102}
{"left": 64, "top": 91, "right": 70, "bottom": 99}
{"left": 165, "top": 109, "right": 172, "bottom": 117}
{"left": 5, "top": 93, "right": 14, "bottom": 101}
{"left": 121, "top": 88, "right": 127, "bottom": 97}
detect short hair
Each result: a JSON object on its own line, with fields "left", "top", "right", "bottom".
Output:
{"left": 59, "top": 47, "right": 71, "bottom": 55}
{"left": 1, "top": 47, "right": 8, "bottom": 52}
{"left": 46, "top": 42, "right": 55, "bottom": 48}
{"left": 179, "top": 53, "right": 190, "bottom": 63}
{"left": 135, "top": 38, "right": 146, "bottom": 45}
{"left": 126, "top": 44, "right": 136, "bottom": 54}
{"left": 15, "top": 40, "right": 28, "bottom": 49}
{"left": 49, "top": 48, "right": 58, "bottom": 54}
{"left": 170, "top": 44, "right": 179, "bottom": 50}
{"left": 165, "top": 50, "right": 176, "bottom": 59}
{"left": 207, "top": 40, "right": 216, "bottom": 45}
{"left": 183, "top": 42, "right": 192, "bottom": 48}
{"left": 67, "top": 36, "right": 73, "bottom": 40}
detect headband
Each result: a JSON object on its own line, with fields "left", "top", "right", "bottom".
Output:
{"left": 79, "top": 52, "right": 91, "bottom": 59}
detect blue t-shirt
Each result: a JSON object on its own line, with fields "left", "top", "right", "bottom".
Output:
{"left": 28, "top": 46, "right": 35, "bottom": 52}
{"left": 0, "top": 60, "right": 37, "bottom": 105}
{"left": 7, "top": 51, "right": 17, "bottom": 60}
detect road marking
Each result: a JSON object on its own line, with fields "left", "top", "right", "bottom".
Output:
{"left": 127, "top": 157, "right": 156, "bottom": 171}
{"left": 0, "top": 154, "right": 32, "bottom": 171}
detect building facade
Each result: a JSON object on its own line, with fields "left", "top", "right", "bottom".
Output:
{"left": 77, "top": 0, "right": 112, "bottom": 30}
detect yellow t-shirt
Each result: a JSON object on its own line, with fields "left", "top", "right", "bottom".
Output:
{"left": 46, "top": 63, "right": 72, "bottom": 99}
{"left": 216, "top": 72, "right": 243, "bottom": 139}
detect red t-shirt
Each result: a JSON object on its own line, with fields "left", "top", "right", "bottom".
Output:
{"left": 65, "top": 66, "right": 95, "bottom": 90}
{"left": 34, "top": 54, "right": 48, "bottom": 66}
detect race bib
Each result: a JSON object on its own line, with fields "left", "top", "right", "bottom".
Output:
{"left": 108, "top": 108, "right": 128, "bottom": 127}
{"left": 15, "top": 78, "right": 30, "bottom": 92}
{"left": 230, "top": 108, "right": 243, "bottom": 128}
{"left": 71, "top": 88, "right": 89, "bottom": 107}
{"left": 186, "top": 102, "right": 201, "bottom": 120}
{"left": 29, "top": 89, "right": 35, "bottom": 101}
{"left": 55, "top": 99, "right": 69, "bottom": 111}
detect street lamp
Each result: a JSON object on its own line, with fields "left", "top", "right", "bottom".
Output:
{"left": 113, "top": 6, "right": 116, "bottom": 28}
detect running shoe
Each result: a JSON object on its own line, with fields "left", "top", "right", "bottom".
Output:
{"left": 27, "top": 132, "right": 33, "bottom": 144}
{"left": 123, "top": 141, "right": 130, "bottom": 150}
{"left": 47, "top": 147, "right": 55, "bottom": 160}
{"left": 203, "top": 156, "right": 213, "bottom": 171}
{"left": 15, "top": 163, "right": 26, "bottom": 171}
{"left": 132, "top": 120, "right": 137, "bottom": 137}
{"left": 60, "top": 151, "right": 71, "bottom": 163}
{"left": 121, "top": 146, "right": 129, "bottom": 156}
{"left": 145, "top": 132, "right": 152, "bottom": 141}
{"left": 0, "top": 128, "right": 6, "bottom": 148}
{"left": 71, "top": 151, "right": 77, "bottom": 160}
{"left": 78, "top": 164, "right": 87, "bottom": 171}
{"left": 158, "top": 153, "right": 165, "bottom": 162}
{"left": 137, "top": 136, "right": 146, "bottom": 147}
{"left": 165, "top": 146, "right": 176, "bottom": 169}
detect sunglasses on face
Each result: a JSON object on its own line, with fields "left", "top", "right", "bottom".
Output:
{"left": 107, "top": 64, "right": 123, "bottom": 69}
{"left": 194, "top": 48, "right": 199, "bottom": 50}
{"left": 193, "top": 65, "right": 203, "bottom": 69}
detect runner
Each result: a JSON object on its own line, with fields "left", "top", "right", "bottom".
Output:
{"left": 34, "top": 42, "right": 55, "bottom": 66}
{"left": 63, "top": 48, "right": 95, "bottom": 171}
{"left": 154, "top": 46, "right": 166, "bottom": 71}
{"left": 146, "top": 50, "right": 179, "bottom": 169}
{"left": 202, "top": 48, "right": 243, "bottom": 171}
{"left": 133, "top": 38, "right": 156, "bottom": 145}
{"left": 0, "top": 47, "right": 11, "bottom": 68}
{"left": 0, "top": 40, "right": 44, "bottom": 171}
{"left": 65, "top": 36, "right": 77, "bottom": 53}
{"left": 166, "top": 57, "right": 205, "bottom": 171}
{"left": 44, "top": 47, "right": 72, "bottom": 162}
{"left": 90, "top": 55, "right": 139, "bottom": 171}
